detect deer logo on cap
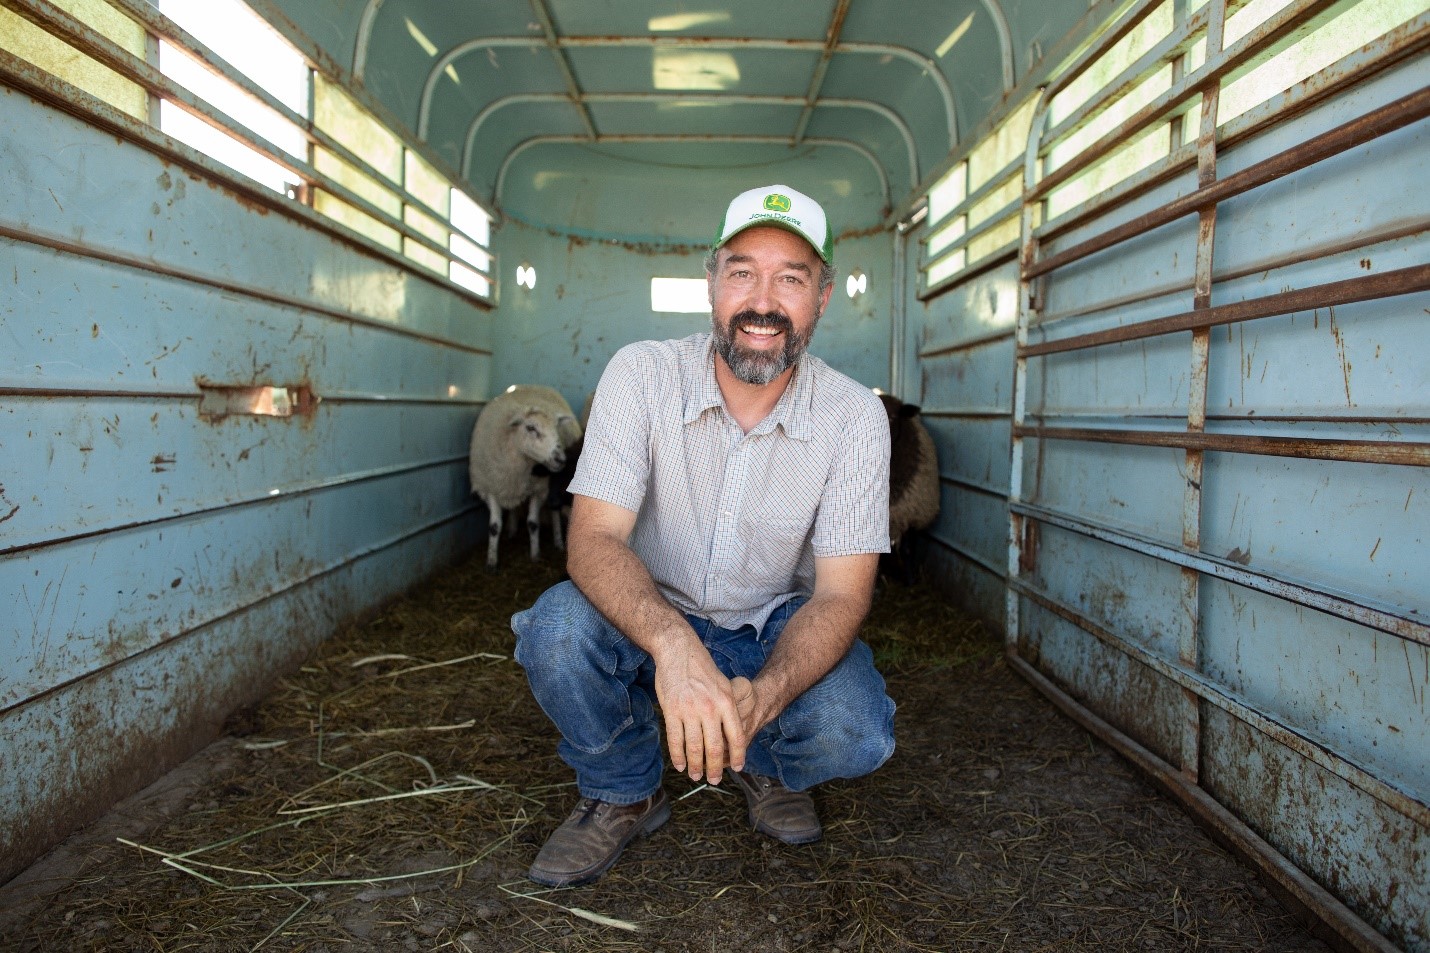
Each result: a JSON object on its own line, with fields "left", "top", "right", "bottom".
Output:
{"left": 763, "top": 193, "right": 792, "bottom": 213}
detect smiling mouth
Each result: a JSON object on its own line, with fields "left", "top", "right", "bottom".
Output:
{"left": 740, "top": 324, "right": 783, "bottom": 338}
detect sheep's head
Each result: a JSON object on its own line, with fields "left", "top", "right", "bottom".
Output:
{"left": 507, "top": 409, "right": 566, "bottom": 471}
{"left": 877, "top": 393, "right": 922, "bottom": 445}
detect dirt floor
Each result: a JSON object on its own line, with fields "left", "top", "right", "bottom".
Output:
{"left": 0, "top": 538, "right": 1332, "bottom": 953}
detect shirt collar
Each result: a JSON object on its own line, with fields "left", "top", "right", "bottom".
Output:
{"left": 684, "top": 333, "right": 814, "bottom": 441}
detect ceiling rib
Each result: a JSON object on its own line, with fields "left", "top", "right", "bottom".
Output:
{"left": 794, "top": 0, "right": 853, "bottom": 145}
{"left": 351, "top": 0, "right": 384, "bottom": 80}
{"left": 527, "top": 0, "right": 596, "bottom": 139}
{"left": 418, "top": 36, "right": 957, "bottom": 147}
{"left": 978, "top": 0, "right": 1016, "bottom": 92}
{"left": 495, "top": 135, "right": 891, "bottom": 212}
{"left": 462, "top": 93, "right": 918, "bottom": 187}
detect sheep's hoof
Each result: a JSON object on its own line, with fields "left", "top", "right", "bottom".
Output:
{"left": 485, "top": 560, "right": 499, "bottom": 574}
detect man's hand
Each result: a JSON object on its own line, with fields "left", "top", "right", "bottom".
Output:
{"left": 730, "top": 675, "right": 764, "bottom": 742}
{"left": 653, "top": 640, "right": 747, "bottom": 783}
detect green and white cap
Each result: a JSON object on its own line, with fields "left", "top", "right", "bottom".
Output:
{"left": 712, "top": 184, "right": 833, "bottom": 263}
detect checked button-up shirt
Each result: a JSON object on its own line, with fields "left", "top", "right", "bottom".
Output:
{"left": 569, "top": 332, "right": 890, "bottom": 632}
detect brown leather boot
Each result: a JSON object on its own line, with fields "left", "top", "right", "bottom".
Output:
{"left": 527, "top": 789, "right": 671, "bottom": 886}
{"left": 729, "top": 770, "right": 822, "bottom": 844}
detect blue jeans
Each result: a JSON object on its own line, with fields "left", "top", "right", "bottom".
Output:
{"left": 511, "top": 580, "right": 896, "bottom": 804}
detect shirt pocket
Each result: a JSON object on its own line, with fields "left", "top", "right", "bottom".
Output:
{"left": 738, "top": 517, "right": 811, "bottom": 582}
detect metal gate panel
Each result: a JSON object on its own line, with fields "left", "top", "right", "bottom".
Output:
{"left": 1037, "top": 222, "right": 1201, "bottom": 328}
{"left": 1204, "top": 283, "right": 1428, "bottom": 421}
{"left": 1007, "top": 2, "right": 1429, "bottom": 946}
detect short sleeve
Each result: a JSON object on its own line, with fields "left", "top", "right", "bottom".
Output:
{"left": 568, "top": 344, "right": 654, "bottom": 514}
{"left": 811, "top": 388, "right": 890, "bottom": 556}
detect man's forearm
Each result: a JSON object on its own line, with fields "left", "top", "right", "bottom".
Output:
{"left": 566, "top": 528, "right": 693, "bottom": 660}
{"left": 746, "top": 585, "right": 873, "bottom": 730}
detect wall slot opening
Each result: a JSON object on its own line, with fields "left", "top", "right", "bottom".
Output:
{"left": 198, "top": 383, "right": 318, "bottom": 420}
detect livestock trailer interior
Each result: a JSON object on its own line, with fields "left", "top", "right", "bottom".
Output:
{"left": 1, "top": 0, "right": 1426, "bottom": 948}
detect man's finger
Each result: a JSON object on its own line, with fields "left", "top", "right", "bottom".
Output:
{"left": 666, "top": 715, "right": 687, "bottom": 774}
{"left": 703, "top": 723, "right": 727, "bottom": 783}
{"left": 684, "top": 718, "right": 707, "bottom": 782}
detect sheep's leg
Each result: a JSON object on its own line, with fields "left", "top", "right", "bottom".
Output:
{"left": 505, "top": 508, "right": 519, "bottom": 538}
{"left": 550, "top": 505, "right": 565, "bottom": 551}
{"left": 483, "top": 493, "right": 502, "bottom": 569}
{"left": 526, "top": 493, "right": 543, "bottom": 561}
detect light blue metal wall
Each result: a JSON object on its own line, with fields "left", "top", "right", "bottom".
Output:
{"left": 904, "top": 256, "right": 1019, "bottom": 625}
{"left": 0, "top": 86, "right": 491, "bottom": 882}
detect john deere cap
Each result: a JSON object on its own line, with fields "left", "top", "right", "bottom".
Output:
{"left": 712, "top": 184, "right": 833, "bottom": 263}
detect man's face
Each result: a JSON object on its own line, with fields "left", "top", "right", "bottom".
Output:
{"left": 708, "top": 226, "right": 831, "bottom": 386}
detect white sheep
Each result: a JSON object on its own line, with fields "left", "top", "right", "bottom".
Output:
{"left": 879, "top": 392, "right": 941, "bottom": 583}
{"left": 468, "top": 385, "right": 581, "bottom": 569}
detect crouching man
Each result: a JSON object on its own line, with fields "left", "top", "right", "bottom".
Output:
{"left": 510, "top": 184, "right": 896, "bottom": 887}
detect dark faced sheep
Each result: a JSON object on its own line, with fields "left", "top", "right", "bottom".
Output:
{"left": 878, "top": 392, "right": 941, "bottom": 583}
{"left": 468, "top": 385, "right": 581, "bottom": 569}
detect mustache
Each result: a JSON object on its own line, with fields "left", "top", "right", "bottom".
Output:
{"left": 728, "top": 309, "right": 794, "bottom": 334}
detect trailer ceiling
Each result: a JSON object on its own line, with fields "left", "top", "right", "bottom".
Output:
{"left": 253, "top": 0, "right": 1094, "bottom": 241}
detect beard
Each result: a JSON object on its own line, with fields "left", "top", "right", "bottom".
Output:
{"left": 712, "top": 308, "right": 816, "bottom": 386}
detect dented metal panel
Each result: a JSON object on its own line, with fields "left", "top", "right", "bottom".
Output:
{"left": 0, "top": 85, "right": 490, "bottom": 883}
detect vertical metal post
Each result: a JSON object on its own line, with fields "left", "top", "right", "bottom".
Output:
{"left": 1178, "top": 0, "right": 1225, "bottom": 784}
{"left": 143, "top": 25, "right": 161, "bottom": 128}
{"left": 1009, "top": 92, "right": 1051, "bottom": 654}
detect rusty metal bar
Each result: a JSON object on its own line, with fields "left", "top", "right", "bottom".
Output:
{"left": 1032, "top": 0, "right": 1349, "bottom": 203}
{"left": 1034, "top": 14, "right": 1430, "bottom": 249}
{"left": 918, "top": 327, "right": 1016, "bottom": 359}
{"left": 1021, "top": 263, "right": 1430, "bottom": 356}
{"left": 1026, "top": 86, "right": 1430, "bottom": 280}
{"left": 1006, "top": 651, "right": 1408, "bottom": 953}
{"left": 1013, "top": 425, "right": 1430, "bottom": 467}
{"left": 793, "top": 0, "right": 851, "bottom": 145}
{"left": 0, "top": 454, "right": 472, "bottom": 560}
{"left": 1041, "top": 4, "right": 1211, "bottom": 165}
{"left": 527, "top": 0, "right": 596, "bottom": 140}
{"left": 1033, "top": 216, "right": 1427, "bottom": 329}
{"left": 1012, "top": 500, "right": 1428, "bottom": 645}
{"left": 0, "top": 222, "right": 493, "bottom": 355}
{"left": 1176, "top": 0, "right": 1225, "bottom": 785}
{"left": 919, "top": 408, "right": 1012, "bottom": 420}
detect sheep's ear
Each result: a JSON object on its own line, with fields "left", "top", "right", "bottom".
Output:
{"left": 899, "top": 403, "right": 922, "bottom": 418}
